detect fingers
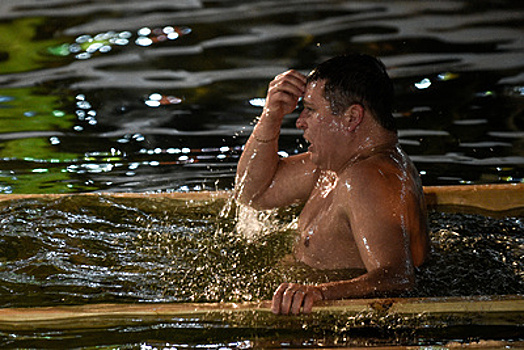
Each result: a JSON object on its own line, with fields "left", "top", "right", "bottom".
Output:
{"left": 269, "top": 70, "right": 307, "bottom": 99}
{"left": 264, "top": 70, "right": 307, "bottom": 117}
{"left": 271, "top": 283, "right": 323, "bottom": 315}
{"left": 302, "top": 291, "right": 318, "bottom": 314}
{"left": 290, "top": 290, "right": 306, "bottom": 315}
{"left": 271, "top": 283, "right": 288, "bottom": 314}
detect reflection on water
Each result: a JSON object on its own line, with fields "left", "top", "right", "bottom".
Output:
{"left": 0, "top": 0, "right": 523, "bottom": 193}
{"left": 47, "top": 26, "right": 192, "bottom": 61}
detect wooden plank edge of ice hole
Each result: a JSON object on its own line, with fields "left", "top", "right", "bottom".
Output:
{"left": 422, "top": 183, "right": 524, "bottom": 214}
{"left": 0, "top": 183, "right": 523, "bottom": 214}
{"left": 0, "top": 295, "right": 522, "bottom": 330}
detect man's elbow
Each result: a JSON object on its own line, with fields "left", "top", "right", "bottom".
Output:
{"left": 376, "top": 266, "right": 415, "bottom": 294}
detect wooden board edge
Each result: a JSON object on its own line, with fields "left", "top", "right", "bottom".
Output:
{"left": 0, "top": 295, "right": 522, "bottom": 326}
{"left": 0, "top": 184, "right": 523, "bottom": 213}
{"left": 423, "top": 183, "right": 524, "bottom": 212}
{"left": 0, "top": 190, "right": 231, "bottom": 202}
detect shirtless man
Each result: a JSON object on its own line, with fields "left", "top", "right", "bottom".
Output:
{"left": 235, "top": 54, "right": 429, "bottom": 315}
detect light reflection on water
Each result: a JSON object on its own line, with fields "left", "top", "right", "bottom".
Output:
{"left": 48, "top": 25, "right": 192, "bottom": 60}
{"left": 0, "top": 0, "right": 523, "bottom": 193}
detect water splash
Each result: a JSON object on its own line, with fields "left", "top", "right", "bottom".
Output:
{"left": 2, "top": 195, "right": 520, "bottom": 309}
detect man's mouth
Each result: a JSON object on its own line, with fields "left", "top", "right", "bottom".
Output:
{"left": 303, "top": 136, "right": 311, "bottom": 149}
{"left": 304, "top": 138, "right": 313, "bottom": 152}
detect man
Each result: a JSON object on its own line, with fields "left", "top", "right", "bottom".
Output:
{"left": 235, "top": 54, "right": 429, "bottom": 315}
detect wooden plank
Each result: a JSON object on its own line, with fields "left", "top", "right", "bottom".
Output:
{"left": 0, "top": 190, "right": 230, "bottom": 202}
{"left": 0, "top": 184, "right": 523, "bottom": 213}
{"left": 0, "top": 295, "right": 522, "bottom": 330}
{"left": 423, "top": 183, "right": 524, "bottom": 213}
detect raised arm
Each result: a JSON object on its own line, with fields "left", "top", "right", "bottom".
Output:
{"left": 236, "top": 70, "right": 318, "bottom": 209}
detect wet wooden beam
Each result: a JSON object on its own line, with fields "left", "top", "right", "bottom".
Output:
{"left": 423, "top": 183, "right": 524, "bottom": 213}
{"left": 0, "top": 295, "right": 522, "bottom": 331}
{"left": 0, "top": 184, "right": 523, "bottom": 213}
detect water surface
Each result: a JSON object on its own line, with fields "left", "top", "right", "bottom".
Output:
{"left": 0, "top": 195, "right": 522, "bottom": 348}
{"left": 1, "top": 195, "right": 522, "bottom": 308}
{"left": 0, "top": 0, "right": 523, "bottom": 193}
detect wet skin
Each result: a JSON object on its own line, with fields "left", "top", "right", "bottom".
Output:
{"left": 236, "top": 70, "right": 429, "bottom": 315}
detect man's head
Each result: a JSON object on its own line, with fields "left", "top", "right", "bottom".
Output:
{"left": 307, "top": 54, "right": 396, "bottom": 132}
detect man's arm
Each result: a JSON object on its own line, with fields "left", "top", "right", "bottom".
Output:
{"left": 236, "top": 70, "right": 317, "bottom": 209}
{"left": 271, "top": 165, "right": 416, "bottom": 314}
{"left": 321, "top": 168, "right": 416, "bottom": 298}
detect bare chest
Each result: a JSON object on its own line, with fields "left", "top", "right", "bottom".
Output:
{"left": 295, "top": 173, "right": 365, "bottom": 269}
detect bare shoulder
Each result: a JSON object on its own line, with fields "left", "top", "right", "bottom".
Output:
{"left": 339, "top": 152, "right": 408, "bottom": 204}
{"left": 338, "top": 150, "right": 429, "bottom": 267}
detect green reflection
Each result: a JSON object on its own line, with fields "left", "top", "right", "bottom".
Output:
{"left": 0, "top": 87, "right": 74, "bottom": 133}
{"left": 0, "top": 137, "right": 77, "bottom": 162}
{"left": 0, "top": 17, "right": 67, "bottom": 74}
{"left": 0, "top": 168, "right": 91, "bottom": 194}
{"left": 0, "top": 86, "right": 79, "bottom": 193}
{"left": 0, "top": 138, "right": 81, "bottom": 194}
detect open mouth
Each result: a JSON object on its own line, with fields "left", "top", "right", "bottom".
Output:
{"left": 304, "top": 138, "right": 314, "bottom": 153}
{"left": 302, "top": 135, "right": 311, "bottom": 149}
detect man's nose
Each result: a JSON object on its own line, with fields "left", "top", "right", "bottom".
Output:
{"left": 296, "top": 111, "right": 307, "bottom": 130}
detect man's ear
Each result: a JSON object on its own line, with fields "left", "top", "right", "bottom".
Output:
{"left": 345, "top": 104, "right": 364, "bottom": 132}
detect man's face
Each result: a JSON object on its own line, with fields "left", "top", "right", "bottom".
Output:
{"left": 296, "top": 80, "right": 350, "bottom": 170}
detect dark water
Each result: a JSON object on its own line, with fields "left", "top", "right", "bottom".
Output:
{"left": 0, "top": 0, "right": 523, "bottom": 193}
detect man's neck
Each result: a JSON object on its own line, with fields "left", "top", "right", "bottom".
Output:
{"left": 334, "top": 128, "right": 398, "bottom": 174}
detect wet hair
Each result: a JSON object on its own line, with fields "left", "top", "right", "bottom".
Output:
{"left": 307, "top": 53, "right": 396, "bottom": 131}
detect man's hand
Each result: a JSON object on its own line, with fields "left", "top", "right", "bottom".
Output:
{"left": 271, "top": 282, "right": 324, "bottom": 315}
{"left": 264, "top": 70, "right": 307, "bottom": 119}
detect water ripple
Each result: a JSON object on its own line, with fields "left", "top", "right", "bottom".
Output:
{"left": 0, "top": 0, "right": 522, "bottom": 191}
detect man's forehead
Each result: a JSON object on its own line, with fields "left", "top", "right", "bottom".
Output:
{"left": 306, "top": 79, "right": 325, "bottom": 90}
{"left": 304, "top": 80, "right": 326, "bottom": 104}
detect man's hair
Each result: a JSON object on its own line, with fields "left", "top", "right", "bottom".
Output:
{"left": 307, "top": 53, "right": 396, "bottom": 131}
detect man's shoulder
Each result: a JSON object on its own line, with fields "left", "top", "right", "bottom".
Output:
{"left": 344, "top": 153, "right": 403, "bottom": 183}
{"left": 339, "top": 154, "right": 413, "bottom": 202}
